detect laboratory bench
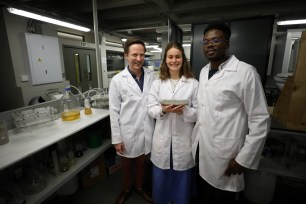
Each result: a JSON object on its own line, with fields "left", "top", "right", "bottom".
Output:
{"left": 0, "top": 108, "right": 112, "bottom": 204}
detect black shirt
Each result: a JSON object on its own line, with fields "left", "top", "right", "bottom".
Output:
{"left": 208, "top": 68, "right": 218, "bottom": 79}
{"left": 128, "top": 67, "right": 144, "bottom": 92}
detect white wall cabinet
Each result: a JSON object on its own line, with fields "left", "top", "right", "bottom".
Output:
{"left": 24, "top": 33, "right": 63, "bottom": 85}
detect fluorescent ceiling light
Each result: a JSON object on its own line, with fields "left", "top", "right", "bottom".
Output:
{"left": 57, "top": 31, "right": 84, "bottom": 41}
{"left": 277, "top": 19, "right": 306, "bottom": 25}
{"left": 121, "top": 38, "right": 127, "bottom": 42}
{"left": 146, "top": 45, "right": 159, "bottom": 48}
{"left": 7, "top": 7, "right": 91, "bottom": 32}
{"left": 151, "top": 48, "right": 162, "bottom": 53}
{"left": 183, "top": 44, "right": 191, "bottom": 47}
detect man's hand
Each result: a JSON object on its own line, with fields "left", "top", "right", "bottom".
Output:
{"left": 224, "top": 158, "right": 245, "bottom": 177}
{"left": 115, "top": 143, "right": 125, "bottom": 155}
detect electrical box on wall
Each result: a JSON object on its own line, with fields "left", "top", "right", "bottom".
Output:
{"left": 24, "top": 33, "right": 63, "bottom": 85}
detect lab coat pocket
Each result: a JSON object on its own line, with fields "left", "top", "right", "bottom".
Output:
{"left": 214, "top": 137, "right": 240, "bottom": 159}
{"left": 152, "top": 135, "right": 164, "bottom": 154}
{"left": 121, "top": 89, "right": 133, "bottom": 101}
{"left": 217, "top": 92, "right": 240, "bottom": 118}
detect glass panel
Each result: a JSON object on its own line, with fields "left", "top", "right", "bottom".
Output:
{"left": 74, "top": 53, "right": 82, "bottom": 92}
{"left": 106, "top": 51, "right": 124, "bottom": 72}
{"left": 86, "top": 54, "right": 92, "bottom": 81}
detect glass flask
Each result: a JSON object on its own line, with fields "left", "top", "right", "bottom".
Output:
{"left": 61, "top": 87, "right": 80, "bottom": 121}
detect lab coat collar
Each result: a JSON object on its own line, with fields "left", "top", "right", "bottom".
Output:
{"left": 167, "top": 75, "right": 188, "bottom": 94}
{"left": 222, "top": 55, "right": 238, "bottom": 72}
{"left": 120, "top": 66, "right": 152, "bottom": 93}
{"left": 207, "top": 55, "right": 238, "bottom": 82}
{"left": 143, "top": 68, "right": 153, "bottom": 93}
{"left": 208, "top": 55, "right": 237, "bottom": 71}
{"left": 121, "top": 67, "right": 135, "bottom": 85}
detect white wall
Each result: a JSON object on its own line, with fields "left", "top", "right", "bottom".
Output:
{"left": 2, "top": 8, "right": 71, "bottom": 107}
{"left": 0, "top": 7, "right": 129, "bottom": 109}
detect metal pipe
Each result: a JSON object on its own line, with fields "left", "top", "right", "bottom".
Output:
{"left": 92, "top": 0, "right": 102, "bottom": 88}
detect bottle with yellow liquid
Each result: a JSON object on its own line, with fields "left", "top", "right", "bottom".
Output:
{"left": 61, "top": 87, "right": 80, "bottom": 121}
{"left": 84, "top": 98, "right": 92, "bottom": 115}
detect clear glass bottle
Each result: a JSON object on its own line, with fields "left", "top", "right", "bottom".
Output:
{"left": 61, "top": 87, "right": 80, "bottom": 121}
{"left": 58, "top": 153, "right": 69, "bottom": 172}
{"left": 67, "top": 150, "right": 76, "bottom": 167}
{"left": 84, "top": 98, "right": 92, "bottom": 115}
{"left": 57, "top": 141, "right": 70, "bottom": 172}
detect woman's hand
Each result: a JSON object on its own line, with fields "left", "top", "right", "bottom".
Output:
{"left": 162, "top": 104, "right": 184, "bottom": 115}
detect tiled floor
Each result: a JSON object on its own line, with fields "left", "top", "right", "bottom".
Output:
{"left": 43, "top": 169, "right": 151, "bottom": 204}
{"left": 44, "top": 169, "right": 306, "bottom": 204}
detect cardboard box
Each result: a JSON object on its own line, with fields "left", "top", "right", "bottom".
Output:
{"left": 273, "top": 31, "right": 306, "bottom": 131}
{"left": 80, "top": 155, "right": 106, "bottom": 188}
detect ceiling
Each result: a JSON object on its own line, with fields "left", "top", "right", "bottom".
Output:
{"left": 1, "top": 0, "right": 306, "bottom": 45}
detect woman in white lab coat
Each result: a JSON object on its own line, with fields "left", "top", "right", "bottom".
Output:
{"left": 147, "top": 42, "right": 198, "bottom": 204}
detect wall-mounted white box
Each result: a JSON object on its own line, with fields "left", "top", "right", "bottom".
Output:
{"left": 24, "top": 33, "right": 63, "bottom": 85}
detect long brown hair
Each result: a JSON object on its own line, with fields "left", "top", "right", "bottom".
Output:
{"left": 159, "top": 41, "right": 194, "bottom": 80}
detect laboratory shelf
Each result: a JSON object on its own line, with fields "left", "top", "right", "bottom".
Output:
{"left": 0, "top": 108, "right": 112, "bottom": 204}
{"left": 25, "top": 139, "right": 112, "bottom": 204}
{"left": 0, "top": 108, "right": 110, "bottom": 171}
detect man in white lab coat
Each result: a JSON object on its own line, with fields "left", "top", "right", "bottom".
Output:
{"left": 109, "top": 37, "right": 155, "bottom": 204}
{"left": 192, "top": 23, "right": 270, "bottom": 203}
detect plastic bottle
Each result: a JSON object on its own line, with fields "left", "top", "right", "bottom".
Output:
{"left": 61, "top": 87, "right": 80, "bottom": 121}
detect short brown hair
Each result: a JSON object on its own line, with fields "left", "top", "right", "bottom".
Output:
{"left": 159, "top": 41, "right": 194, "bottom": 80}
{"left": 123, "top": 37, "right": 146, "bottom": 54}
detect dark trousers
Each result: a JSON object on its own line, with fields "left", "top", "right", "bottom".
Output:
{"left": 120, "top": 154, "right": 147, "bottom": 192}
{"left": 196, "top": 175, "right": 238, "bottom": 204}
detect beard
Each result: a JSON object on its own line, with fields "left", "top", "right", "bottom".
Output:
{"left": 204, "top": 48, "right": 228, "bottom": 63}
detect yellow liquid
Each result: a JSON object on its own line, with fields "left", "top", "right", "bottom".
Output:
{"left": 61, "top": 111, "right": 80, "bottom": 121}
{"left": 84, "top": 107, "right": 92, "bottom": 115}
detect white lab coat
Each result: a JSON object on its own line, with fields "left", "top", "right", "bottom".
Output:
{"left": 192, "top": 55, "right": 270, "bottom": 192}
{"left": 148, "top": 76, "right": 198, "bottom": 170}
{"left": 109, "top": 67, "right": 155, "bottom": 158}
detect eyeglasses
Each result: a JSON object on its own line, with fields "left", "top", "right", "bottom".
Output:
{"left": 201, "top": 38, "right": 226, "bottom": 46}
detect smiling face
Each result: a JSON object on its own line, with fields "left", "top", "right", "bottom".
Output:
{"left": 202, "top": 29, "right": 229, "bottom": 65}
{"left": 166, "top": 47, "right": 183, "bottom": 77}
{"left": 125, "top": 43, "right": 145, "bottom": 74}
